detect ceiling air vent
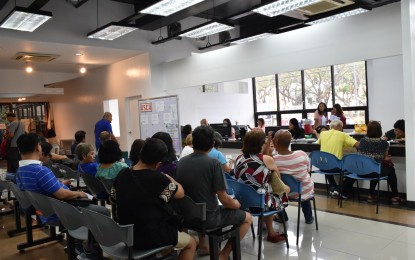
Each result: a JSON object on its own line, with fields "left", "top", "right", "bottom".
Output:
{"left": 12, "top": 52, "right": 60, "bottom": 62}
{"left": 296, "top": 0, "right": 354, "bottom": 16}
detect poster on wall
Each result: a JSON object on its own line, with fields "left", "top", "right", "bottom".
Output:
{"left": 138, "top": 95, "right": 181, "bottom": 154}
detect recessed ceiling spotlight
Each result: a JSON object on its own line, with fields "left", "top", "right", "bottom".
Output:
{"left": 75, "top": 53, "right": 83, "bottom": 56}
{"left": 25, "top": 65, "right": 33, "bottom": 73}
{"left": 80, "top": 67, "right": 86, "bottom": 74}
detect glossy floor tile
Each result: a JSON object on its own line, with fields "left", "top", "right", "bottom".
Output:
{"left": 1, "top": 193, "right": 415, "bottom": 259}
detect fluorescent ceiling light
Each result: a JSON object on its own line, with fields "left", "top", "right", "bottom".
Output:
{"left": 232, "top": 33, "right": 272, "bottom": 44}
{"left": 253, "top": 0, "right": 320, "bottom": 17}
{"left": 140, "top": 0, "right": 205, "bottom": 16}
{"left": 0, "top": 7, "right": 52, "bottom": 32}
{"left": 88, "top": 22, "right": 138, "bottom": 40}
{"left": 307, "top": 8, "right": 369, "bottom": 25}
{"left": 180, "top": 22, "right": 234, "bottom": 38}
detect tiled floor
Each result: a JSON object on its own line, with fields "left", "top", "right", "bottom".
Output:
{"left": 1, "top": 194, "right": 415, "bottom": 260}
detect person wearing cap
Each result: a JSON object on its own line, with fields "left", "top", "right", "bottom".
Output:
{"left": 5, "top": 112, "right": 25, "bottom": 173}
{"left": 208, "top": 131, "right": 233, "bottom": 173}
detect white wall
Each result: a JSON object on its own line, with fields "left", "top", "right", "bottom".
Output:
{"left": 367, "top": 55, "right": 404, "bottom": 129}
{"left": 157, "top": 3, "right": 402, "bottom": 91}
{"left": 165, "top": 79, "right": 254, "bottom": 127}
{"left": 49, "top": 54, "right": 154, "bottom": 151}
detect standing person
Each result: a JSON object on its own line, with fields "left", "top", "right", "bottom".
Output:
{"left": 200, "top": 118, "right": 209, "bottom": 126}
{"left": 313, "top": 102, "right": 328, "bottom": 129}
{"left": 330, "top": 104, "right": 346, "bottom": 126}
{"left": 223, "top": 118, "right": 236, "bottom": 139}
{"left": 317, "top": 119, "right": 359, "bottom": 196}
{"left": 71, "top": 130, "right": 86, "bottom": 155}
{"left": 288, "top": 118, "right": 305, "bottom": 139}
{"left": 176, "top": 126, "right": 252, "bottom": 259}
{"left": 94, "top": 112, "right": 117, "bottom": 151}
{"left": 113, "top": 138, "right": 196, "bottom": 259}
{"left": 247, "top": 118, "right": 265, "bottom": 132}
{"left": 273, "top": 130, "right": 315, "bottom": 224}
{"left": 5, "top": 113, "right": 25, "bottom": 173}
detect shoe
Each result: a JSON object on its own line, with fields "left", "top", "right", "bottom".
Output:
{"left": 330, "top": 190, "right": 339, "bottom": 198}
{"left": 273, "top": 215, "right": 288, "bottom": 223}
{"left": 266, "top": 233, "right": 286, "bottom": 243}
{"left": 367, "top": 195, "right": 376, "bottom": 203}
{"left": 305, "top": 216, "right": 314, "bottom": 224}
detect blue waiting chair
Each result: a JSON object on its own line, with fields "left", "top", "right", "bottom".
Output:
{"left": 227, "top": 180, "right": 288, "bottom": 260}
{"left": 309, "top": 151, "right": 343, "bottom": 202}
{"left": 342, "top": 154, "right": 386, "bottom": 214}
{"left": 280, "top": 174, "right": 318, "bottom": 245}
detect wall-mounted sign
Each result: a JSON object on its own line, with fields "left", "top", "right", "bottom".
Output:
{"left": 140, "top": 103, "right": 152, "bottom": 112}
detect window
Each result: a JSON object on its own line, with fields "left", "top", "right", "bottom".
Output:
{"left": 278, "top": 71, "right": 302, "bottom": 111}
{"left": 104, "top": 99, "right": 120, "bottom": 137}
{"left": 253, "top": 61, "right": 368, "bottom": 127}
{"left": 255, "top": 75, "right": 277, "bottom": 112}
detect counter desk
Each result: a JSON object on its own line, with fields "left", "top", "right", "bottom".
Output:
{"left": 221, "top": 140, "right": 407, "bottom": 194}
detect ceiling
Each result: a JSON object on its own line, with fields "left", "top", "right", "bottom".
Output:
{"left": 0, "top": 0, "right": 400, "bottom": 74}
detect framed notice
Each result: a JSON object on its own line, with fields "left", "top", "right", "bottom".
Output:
{"left": 138, "top": 95, "right": 181, "bottom": 154}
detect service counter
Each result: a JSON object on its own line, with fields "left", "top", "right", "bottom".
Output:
{"left": 221, "top": 140, "right": 407, "bottom": 193}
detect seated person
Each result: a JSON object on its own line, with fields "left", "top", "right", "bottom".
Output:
{"left": 234, "top": 129, "right": 288, "bottom": 242}
{"left": 71, "top": 130, "right": 86, "bottom": 155}
{"left": 77, "top": 143, "right": 99, "bottom": 177}
{"left": 288, "top": 118, "right": 305, "bottom": 139}
{"left": 272, "top": 130, "right": 315, "bottom": 224}
{"left": 129, "top": 139, "right": 145, "bottom": 166}
{"left": 317, "top": 120, "right": 359, "bottom": 196}
{"left": 112, "top": 138, "right": 196, "bottom": 258}
{"left": 39, "top": 140, "right": 71, "bottom": 187}
{"left": 152, "top": 132, "right": 178, "bottom": 177}
{"left": 223, "top": 118, "right": 236, "bottom": 139}
{"left": 15, "top": 133, "right": 108, "bottom": 224}
{"left": 342, "top": 121, "right": 402, "bottom": 203}
{"left": 181, "top": 124, "right": 192, "bottom": 147}
{"left": 179, "top": 134, "right": 193, "bottom": 160}
{"left": 208, "top": 132, "right": 233, "bottom": 173}
{"left": 176, "top": 126, "right": 252, "bottom": 259}
{"left": 96, "top": 140, "right": 128, "bottom": 180}
{"left": 382, "top": 119, "right": 405, "bottom": 142}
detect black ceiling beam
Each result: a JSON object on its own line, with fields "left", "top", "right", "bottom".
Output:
{"left": 74, "top": 0, "right": 90, "bottom": 8}
{"left": 0, "top": 0, "right": 9, "bottom": 11}
{"left": 28, "top": 0, "right": 50, "bottom": 10}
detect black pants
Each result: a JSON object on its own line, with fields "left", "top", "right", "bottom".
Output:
{"left": 6, "top": 147, "right": 21, "bottom": 173}
{"left": 342, "top": 166, "right": 398, "bottom": 197}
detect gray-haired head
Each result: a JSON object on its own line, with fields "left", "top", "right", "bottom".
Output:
{"left": 330, "top": 119, "right": 343, "bottom": 130}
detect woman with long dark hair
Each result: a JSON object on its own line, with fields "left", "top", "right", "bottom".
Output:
{"left": 313, "top": 102, "right": 328, "bottom": 129}
{"left": 331, "top": 103, "right": 346, "bottom": 126}
{"left": 152, "top": 132, "right": 178, "bottom": 177}
{"left": 288, "top": 118, "right": 305, "bottom": 139}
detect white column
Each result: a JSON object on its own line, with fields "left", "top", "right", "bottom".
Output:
{"left": 401, "top": 1, "right": 415, "bottom": 201}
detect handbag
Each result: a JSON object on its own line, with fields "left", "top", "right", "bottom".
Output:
{"left": 129, "top": 168, "right": 184, "bottom": 231}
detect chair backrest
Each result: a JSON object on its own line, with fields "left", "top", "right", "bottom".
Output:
{"left": 227, "top": 180, "right": 264, "bottom": 210}
{"left": 342, "top": 154, "right": 381, "bottom": 176}
{"left": 280, "top": 174, "right": 302, "bottom": 194}
{"left": 80, "top": 172, "right": 107, "bottom": 196}
{"left": 25, "top": 191, "right": 56, "bottom": 217}
{"left": 309, "top": 151, "right": 342, "bottom": 171}
{"left": 48, "top": 197, "right": 85, "bottom": 231}
{"left": 100, "top": 179, "right": 114, "bottom": 194}
{"left": 56, "top": 163, "right": 80, "bottom": 180}
{"left": 80, "top": 207, "right": 133, "bottom": 248}
{"left": 170, "top": 195, "right": 206, "bottom": 229}
{"left": 49, "top": 163, "right": 65, "bottom": 178}
{"left": 0, "top": 179, "right": 9, "bottom": 192}
{"left": 8, "top": 181, "right": 33, "bottom": 209}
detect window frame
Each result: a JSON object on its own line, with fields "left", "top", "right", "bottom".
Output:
{"left": 252, "top": 61, "right": 369, "bottom": 129}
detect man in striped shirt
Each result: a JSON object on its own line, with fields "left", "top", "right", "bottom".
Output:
{"left": 272, "top": 130, "right": 315, "bottom": 224}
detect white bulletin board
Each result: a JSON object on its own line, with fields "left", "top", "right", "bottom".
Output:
{"left": 138, "top": 95, "right": 181, "bottom": 154}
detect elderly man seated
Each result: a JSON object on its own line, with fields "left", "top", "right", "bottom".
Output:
{"left": 316, "top": 119, "right": 359, "bottom": 197}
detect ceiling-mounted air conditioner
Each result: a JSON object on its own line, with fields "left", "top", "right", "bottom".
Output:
{"left": 12, "top": 52, "right": 60, "bottom": 62}
{"left": 296, "top": 0, "right": 354, "bottom": 16}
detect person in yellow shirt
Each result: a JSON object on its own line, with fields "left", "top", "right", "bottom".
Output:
{"left": 317, "top": 119, "right": 359, "bottom": 197}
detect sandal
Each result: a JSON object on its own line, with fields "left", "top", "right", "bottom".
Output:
{"left": 266, "top": 233, "right": 286, "bottom": 243}
{"left": 367, "top": 195, "right": 376, "bottom": 203}
{"left": 391, "top": 197, "right": 404, "bottom": 205}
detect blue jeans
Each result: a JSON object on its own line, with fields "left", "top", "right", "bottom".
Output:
{"left": 281, "top": 200, "right": 313, "bottom": 222}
